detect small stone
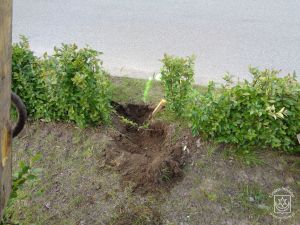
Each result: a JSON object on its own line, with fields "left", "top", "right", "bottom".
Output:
{"left": 196, "top": 139, "right": 201, "bottom": 148}
{"left": 258, "top": 204, "right": 269, "bottom": 210}
{"left": 249, "top": 197, "right": 255, "bottom": 202}
{"left": 44, "top": 202, "right": 51, "bottom": 209}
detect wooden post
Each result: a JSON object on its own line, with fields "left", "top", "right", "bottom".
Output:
{"left": 0, "top": 0, "right": 12, "bottom": 218}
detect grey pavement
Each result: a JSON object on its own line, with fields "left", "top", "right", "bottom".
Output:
{"left": 13, "top": 0, "right": 300, "bottom": 84}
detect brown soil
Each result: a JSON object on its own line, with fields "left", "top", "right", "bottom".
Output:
{"left": 105, "top": 103, "right": 189, "bottom": 192}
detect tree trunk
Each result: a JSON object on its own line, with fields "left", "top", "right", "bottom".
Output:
{"left": 0, "top": 0, "right": 12, "bottom": 218}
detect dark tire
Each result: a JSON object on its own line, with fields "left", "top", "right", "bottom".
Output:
{"left": 11, "top": 92, "right": 27, "bottom": 138}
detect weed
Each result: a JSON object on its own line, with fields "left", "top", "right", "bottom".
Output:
{"left": 236, "top": 184, "right": 270, "bottom": 214}
{"left": 119, "top": 115, "right": 138, "bottom": 128}
{"left": 223, "top": 147, "right": 264, "bottom": 166}
{"left": 194, "top": 159, "right": 206, "bottom": 169}
{"left": 109, "top": 197, "right": 162, "bottom": 225}
{"left": 204, "top": 191, "right": 218, "bottom": 202}
{"left": 206, "top": 143, "right": 218, "bottom": 157}
{"left": 119, "top": 115, "right": 150, "bottom": 130}
{"left": 1, "top": 154, "right": 42, "bottom": 225}
{"left": 160, "top": 167, "right": 172, "bottom": 183}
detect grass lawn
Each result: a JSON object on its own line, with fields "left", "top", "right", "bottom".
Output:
{"left": 9, "top": 76, "right": 300, "bottom": 225}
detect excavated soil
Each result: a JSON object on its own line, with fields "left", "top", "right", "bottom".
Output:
{"left": 105, "top": 103, "right": 189, "bottom": 192}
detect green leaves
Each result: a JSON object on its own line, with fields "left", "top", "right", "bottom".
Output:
{"left": 160, "top": 54, "right": 195, "bottom": 116}
{"left": 160, "top": 62, "right": 298, "bottom": 152}
{"left": 45, "top": 43, "right": 112, "bottom": 127}
{"left": 12, "top": 37, "right": 112, "bottom": 127}
{"left": 12, "top": 36, "right": 48, "bottom": 119}
{"left": 1, "top": 155, "right": 42, "bottom": 225}
{"left": 189, "top": 67, "right": 300, "bottom": 153}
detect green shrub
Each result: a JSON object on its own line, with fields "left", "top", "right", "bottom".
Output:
{"left": 189, "top": 68, "right": 300, "bottom": 153}
{"left": 12, "top": 36, "right": 49, "bottom": 118}
{"left": 12, "top": 37, "right": 112, "bottom": 127}
{"left": 160, "top": 54, "right": 195, "bottom": 116}
{"left": 42, "top": 44, "right": 112, "bottom": 127}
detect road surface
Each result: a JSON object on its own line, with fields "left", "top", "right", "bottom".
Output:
{"left": 13, "top": 0, "right": 300, "bottom": 84}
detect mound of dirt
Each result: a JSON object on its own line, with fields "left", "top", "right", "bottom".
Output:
{"left": 105, "top": 103, "right": 190, "bottom": 192}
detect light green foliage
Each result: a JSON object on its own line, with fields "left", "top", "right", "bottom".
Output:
{"left": 160, "top": 54, "right": 195, "bottom": 116}
{"left": 12, "top": 37, "right": 112, "bottom": 127}
{"left": 160, "top": 54, "right": 300, "bottom": 152}
{"left": 119, "top": 115, "right": 149, "bottom": 130}
{"left": 12, "top": 36, "right": 49, "bottom": 118}
{"left": 42, "top": 44, "right": 112, "bottom": 127}
{"left": 119, "top": 115, "right": 138, "bottom": 128}
{"left": 1, "top": 154, "right": 42, "bottom": 225}
{"left": 189, "top": 67, "right": 300, "bottom": 153}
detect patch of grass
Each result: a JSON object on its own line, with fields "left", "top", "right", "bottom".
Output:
{"left": 82, "top": 146, "right": 94, "bottom": 158}
{"left": 288, "top": 159, "right": 300, "bottom": 173}
{"left": 72, "top": 195, "right": 85, "bottom": 208}
{"left": 190, "top": 188, "right": 205, "bottom": 202}
{"left": 235, "top": 184, "right": 270, "bottom": 215}
{"left": 156, "top": 109, "right": 190, "bottom": 134}
{"left": 206, "top": 143, "right": 218, "bottom": 157}
{"left": 109, "top": 196, "right": 162, "bottom": 225}
{"left": 111, "top": 76, "right": 163, "bottom": 105}
{"left": 11, "top": 122, "right": 126, "bottom": 224}
{"left": 156, "top": 109, "right": 179, "bottom": 123}
{"left": 160, "top": 167, "right": 172, "bottom": 183}
{"left": 204, "top": 191, "right": 218, "bottom": 202}
{"left": 236, "top": 149, "right": 264, "bottom": 166}
{"left": 223, "top": 147, "right": 264, "bottom": 166}
{"left": 170, "top": 126, "right": 183, "bottom": 144}
{"left": 111, "top": 76, "right": 208, "bottom": 106}
{"left": 194, "top": 159, "right": 206, "bottom": 169}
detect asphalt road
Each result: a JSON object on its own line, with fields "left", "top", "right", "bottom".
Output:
{"left": 13, "top": 0, "right": 300, "bottom": 84}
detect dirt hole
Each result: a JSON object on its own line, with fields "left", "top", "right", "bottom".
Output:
{"left": 106, "top": 103, "right": 187, "bottom": 192}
